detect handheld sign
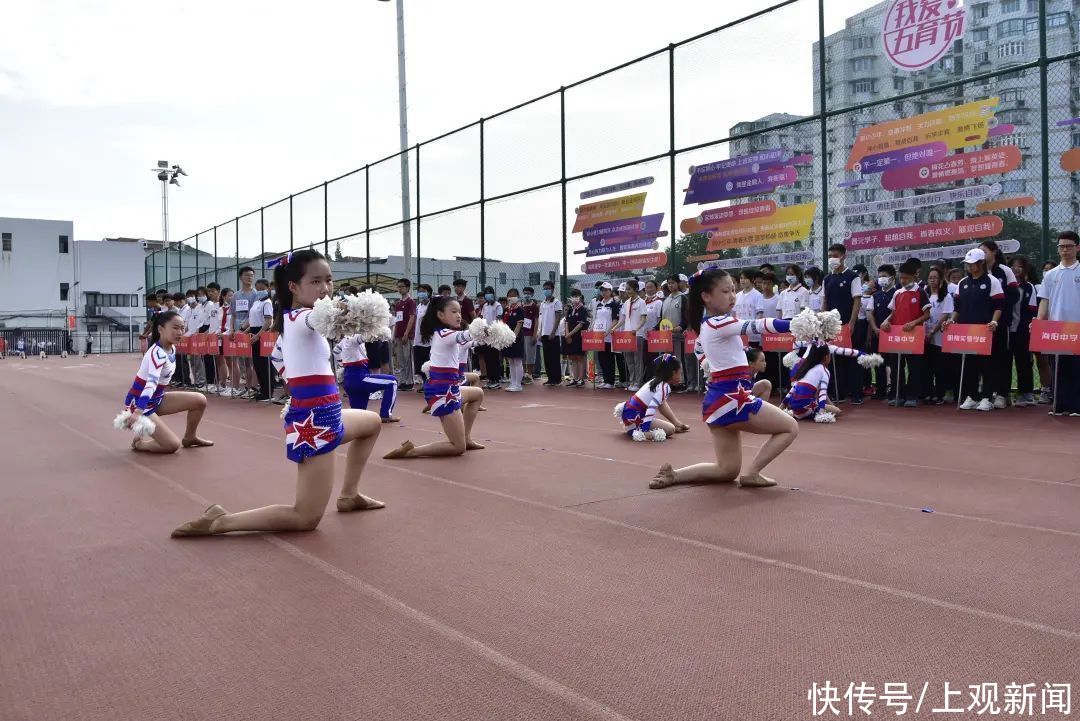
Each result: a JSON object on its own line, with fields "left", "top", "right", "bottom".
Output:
{"left": 647, "top": 330, "right": 673, "bottom": 352}
{"left": 581, "top": 331, "right": 605, "bottom": 352}
{"left": 684, "top": 329, "right": 698, "bottom": 354}
{"left": 761, "top": 332, "right": 794, "bottom": 352}
{"left": 878, "top": 325, "right": 925, "bottom": 354}
{"left": 612, "top": 331, "right": 637, "bottom": 352}
{"left": 1028, "top": 320, "right": 1080, "bottom": 355}
{"left": 942, "top": 324, "right": 992, "bottom": 355}
{"left": 260, "top": 331, "right": 280, "bottom": 356}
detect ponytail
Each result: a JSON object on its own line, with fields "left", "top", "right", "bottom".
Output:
{"left": 686, "top": 269, "right": 730, "bottom": 334}
{"left": 792, "top": 344, "right": 830, "bottom": 383}
{"left": 269, "top": 249, "right": 326, "bottom": 335}
{"left": 150, "top": 310, "right": 182, "bottom": 345}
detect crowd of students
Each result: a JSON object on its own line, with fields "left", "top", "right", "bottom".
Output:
{"left": 142, "top": 230, "right": 1080, "bottom": 418}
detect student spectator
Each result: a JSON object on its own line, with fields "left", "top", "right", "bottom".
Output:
{"left": 638, "top": 280, "right": 664, "bottom": 384}
{"left": 538, "top": 280, "right": 563, "bottom": 386}
{"left": 613, "top": 279, "right": 646, "bottom": 392}
{"left": 202, "top": 283, "right": 221, "bottom": 390}
{"left": 805, "top": 267, "right": 824, "bottom": 311}
{"left": 177, "top": 290, "right": 196, "bottom": 386}
{"left": 501, "top": 289, "right": 527, "bottom": 392}
{"left": 980, "top": 240, "right": 1019, "bottom": 408}
{"left": 823, "top": 244, "right": 864, "bottom": 404}
{"left": 779, "top": 265, "right": 809, "bottom": 319}
{"left": 1008, "top": 256, "right": 1039, "bottom": 407}
{"left": 393, "top": 278, "right": 417, "bottom": 391}
{"left": 1036, "top": 231, "right": 1080, "bottom": 416}
{"left": 561, "top": 288, "right": 589, "bottom": 387}
{"left": 412, "top": 283, "right": 432, "bottom": 388}
{"left": 867, "top": 265, "right": 896, "bottom": 399}
{"left": 661, "top": 276, "right": 691, "bottom": 393}
{"left": 250, "top": 279, "right": 274, "bottom": 401}
{"left": 231, "top": 267, "right": 260, "bottom": 397}
{"left": 945, "top": 248, "right": 1004, "bottom": 412}
{"left": 480, "top": 286, "right": 503, "bottom": 389}
{"left": 520, "top": 286, "right": 540, "bottom": 384}
{"left": 216, "top": 287, "right": 234, "bottom": 395}
{"left": 880, "top": 259, "right": 930, "bottom": 407}
{"left": 1034, "top": 261, "right": 1056, "bottom": 404}
{"left": 438, "top": 284, "right": 452, "bottom": 298}
{"left": 923, "top": 267, "right": 954, "bottom": 405}
{"left": 592, "top": 282, "right": 621, "bottom": 389}
{"left": 187, "top": 287, "right": 208, "bottom": 389}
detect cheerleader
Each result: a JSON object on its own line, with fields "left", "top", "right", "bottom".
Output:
{"left": 383, "top": 296, "right": 502, "bottom": 459}
{"left": 118, "top": 310, "right": 214, "bottom": 453}
{"left": 650, "top": 269, "right": 800, "bottom": 490}
{"left": 333, "top": 334, "right": 400, "bottom": 423}
{"left": 781, "top": 344, "right": 881, "bottom": 421}
{"left": 171, "top": 250, "right": 384, "bottom": 537}
{"left": 614, "top": 354, "right": 691, "bottom": 441}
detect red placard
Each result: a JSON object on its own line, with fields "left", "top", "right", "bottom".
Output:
{"left": 832, "top": 324, "right": 853, "bottom": 349}
{"left": 177, "top": 336, "right": 191, "bottom": 354}
{"left": 612, "top": 331, "right": 637, "bottom": 352}
{"left": 139, "top": 338, "right": 148, "bottom": 354}
{"left": 942, "top": 324, "right": 992, "bottom": 355}
{"left": 1028, "top": 320, "right": 1080, "bottom": 355}
{"left": 878, "top": 325, "right": 925, "bottom": 354}
{"left": 684, "top": 329, "right": 698, "bottom": 353}
{"left": 203, "top": 333, "right": 219, "bottom": 357}
{"left": 260, "top": 331, "right": 280, "bottom": 356}
{"left": 221, "top": 334, "right": 234, "bottom": 357}
{"left": 189, "top": 334, "right": 205, "bottom": 354}
{"left": 581, "top": 331, "right": 605, "bottom": 352}
{"left": 233, "top": 332, "right": 253, "bottom": 358}
{"left": 646, "top": 330, "right": 673, "bottom": 352}
{"left": 761, "top": 332, "right": 794, "bottom": 352}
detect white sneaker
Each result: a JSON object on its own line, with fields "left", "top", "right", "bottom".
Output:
{"left": 505, "top": 385, "right": 523, "bottom": 392}
{"left": 976, "top": 398, "right": 993, "bottom": 412}
{"left": 370, "top": 391, "right": 383, "bottom": 401}
{"left": 206, "top": 384, "right": 219, "bottom": 393}
{"left": 1014, "top": 393, "right": 1035, "bottom": 407}
{"left": 627, "top": 385, "right": 640, "bottom": 392}
{"left": 992, "top": 395, "right": 1007, "bottom": 409}
{"left": 959, "top": 397, "right": 978, "bottom": 410}
{"left": 600, "top": 383, "right": 614, "bottom": 390}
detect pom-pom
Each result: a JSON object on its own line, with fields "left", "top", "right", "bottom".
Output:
{"left": 789, "top": 308, "right": 822, "bottom": 344}
{"left": 131, "top": 415, "right": 156, "bottom": 437}
{"left": 279, "top": 398, "right": 291, "bottom": 419}
{"left": 113, "top": 410, "right": 132, "bottom": 429}
{"left": 817, "top": 309, "right": 843, "bottom": 341}
{"left": 335, "top": 367, "right": 344, "bottom": 384}
{"left": 782, "top": 350, "right": 801, "bottom": 369}
{"left": 857, "top": 353, "right": 884, "bottom": 369}
{"left": 308, "top": 296, "right": 348, "bottom": 338}
{"left": 651, "top": 428, "right": 667, "bottom": 442}
{"left": 814, "top": 410, "right": 837, "bottom": 424}
{"left": 484, "top": 321, "right": 517, "bottom": 350}
{"left": 421, "top": 360, "right": 432, "bottom": 377}
{"left": 613, "top": 402, "right": 625, "bottom": 419}
{"left": 344, "top": 290, "right": 394, "bottom": 342}
{"left": 468, "top": 317, "right": 489, "bottom": 344}
{"left": 700, "top": 359, "right": 712, "bottom": 374}
{"left": 631, "top": 429, "right": 647, "bottom": 442}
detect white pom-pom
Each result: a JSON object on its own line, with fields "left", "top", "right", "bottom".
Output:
{"left": 817, "top": 309, "right": 842, "bottom": 341}
{"left": 279, "top": 398, "right": 291, "bottom": 419}
{"left": 335, "top": 367, "right": 344, "bottom": 384}
{"left": 113, "top": 410, "right": 132, "bottom": 429}
{"left": 421, "top": 360, "right": 432, "bottom": 377}
{"left": 651, "top": 428, "right": 667, "bottom": 442}
{"left": 468, "top": 317, "right": 489, "bottom": 343}
{"left": 345, "top": 290, "right": 394, "bottom": 342}
{"left": 613, "top": 402, "right": 626, "bottom": 419}
{"left": 782, "top": 350, "right": 801, "bottom": 369}
{"left": 814, "top": 410, "right": 836, "bottom": 424}
{"left": 484, "top": 321, "right": 517, "bottom": 350}
{"left": 369, "top": 325, "right": 392, "bottom": 343}
{"left": 631, "top": 429, "right": 647, "bottom": 442}
{"left": 857, "top": 353, "right": 884, "bottom": 369}
{"left": 700, "top": 359, "right": 712, "bottom": 374}
{"left": 131, "top": 415, "right": 156, "bottom": 437}
{"left": 789, "top": 308, "right": 822, "bottom": 344}
{"left": 308, "top": 297, "right": 346, "bottom": 338}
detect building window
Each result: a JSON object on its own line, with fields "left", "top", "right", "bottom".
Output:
{"left": 974, "top": 50, "right": 990, "bottom": 65}
{"left": 1046, "top": 12, "right": 1069, "bottom": 28}
{"left": 999, "top": 66, "right": 1025, "bottom": 80}
{"left": 972, "top": 27, "right": 990, "bottom": 42}
{"left": 894, "top": 210, "right": 906, "bottom": 222}
{"left": 998, "top": 40, "right": 1025, "bottom": 58}
{"left": 452, "top": 270, "right": 462, "bottom": 280}
{"left": 1, "top": 232, "right": 10, "bottom": 252}
{"left": 87, "top": 324, "right": 98, "bottom": 333}
{"left": 851, "top": 36, "right": 874, "bottom": 50}
{"left": 998, "top": 18, "right": 1026, "bottom": 36}
{"left": 851, "top": 57, "right": 873, "bottom": 73}
{"left": 893, "top": 77, "right": 905, "bottom": 91}
{"left": 131, "top": 294, "right": 139, "bottom": 307}
{"left": 498, "top": 272, "right": 506, "bottom": 284}
{"left": 913, "top": 81, "right": 924, "bottom": 91}
{"left": 938, "top": 56, "right": 955, "bottom": 72}
{"left": 58, "top": 235, "right": 69, "bottom": 254}
{"left": 972, "top": 3, "right": 989, "bottom": 19}
{"left": 1001, "top": 0, "right": 1021, "bottom": 12}
{"left": 1000, "top": 89, "right": 1023, "bottom": 103}
{"left": 548, "top": 271, "right": 557, "bottom": 282}
{"left": 528, "top": 272, "right": 541, "bottom": 286}
{"left": 60, "top": 283, "right": 70, "bottom": 301}
{"left": 997, "top": 108, "right": 1029, "bottom": 125}
{"left": 851, "top": 80, "right": 875, "bottom": 94}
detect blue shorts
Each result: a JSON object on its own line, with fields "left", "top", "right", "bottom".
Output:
{"left": 124, "top": 393, "right": 163, "bottom": 417}
{"left": 424, "top": 367, "right": 462, "bottom": 418}
{"left": 620, "top": 403, "right": 652, "bottom": 435}
{"left": 283, "top": 401, "right": 344, "bottom": 464}
{"left": 702, "top": 377, "right": 762, "bottom": 427}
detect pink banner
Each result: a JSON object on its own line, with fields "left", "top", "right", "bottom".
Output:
{"left": 845, "top": 216, "right": 1003, "bottom": 252}
{"left": 881, "top": 146, "right": 1022, "bottom": 191}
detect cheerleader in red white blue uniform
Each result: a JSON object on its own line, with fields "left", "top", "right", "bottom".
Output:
{"left": 119, "top": 310, "right": 214, "bottom": 453}
{"left": 614, "top": 354, "right": 690, "bottom": 441}
{"left": 781, "top": 344, "right": 879, "bottom": 421}
{"left": 651, "top": 269, "right": 800, "bottom": 490}
{"left": 384, "top": 296, "right": 505, "bottom": 459}
{"left": 172, "top": 250, "right": 384, "bottom": 537}
{"left": 333, "top": 335, "right": 401, "bottom": 423}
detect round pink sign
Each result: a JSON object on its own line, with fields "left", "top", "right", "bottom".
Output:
{"left": 881, "top": 0, "right": 967, "bottom": 72}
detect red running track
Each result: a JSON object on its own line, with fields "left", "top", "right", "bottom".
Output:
{"left": 1, "top": 354, "right": 1078, "bottom": 720}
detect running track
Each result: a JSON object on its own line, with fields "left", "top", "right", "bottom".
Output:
{"left": 1, "top": 355, "right": 1078, "bottom": 720}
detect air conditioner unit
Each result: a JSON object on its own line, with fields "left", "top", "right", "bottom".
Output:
{"left": 140, "top": 239, "right": 148, "bottom": 249}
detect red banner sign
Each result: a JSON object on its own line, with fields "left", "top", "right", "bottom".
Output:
{"left": 612, "top": 331, "right": 637, "bottom": 352}
{"left": 942, "top": 324, "right": 992, "bottom": 355}
{"left": 177, "top": 336, "right": 191, "bottom": 354}
{"left": 259, "top": 331, "right": 280, "bottom": 356}
{"left": 878, "top": 325, "right": 925, "bottom": 354}
{"left": 832, "top": 325, "right": 852, "bottom": 350}
{"left": 234, "top": 332, "right": 253, "bottom": 358}
{"left": 845, "top": 215, "right": 1004, "bottom": 252}
{"left": 203, "top": 333, "right": 219, "bottom": 356}
{"left": 221, "top": 334, "right": 235, "bottom": 357}
{"left": 761, "top": 332, "right": 794, "bottom": 352}
{"left": 583, "top": 251, "right": 667, "bottom": 275}
{"left": 1028, "top": 320, "right": 1080, "bottom": 355}
{"left": 581, "top": 331, "right": 605, "bottom": 352}
{"left": 646, "top": 330, "right": 673, "bottom": 352}
{"left": 684, "top": 329, "right": 698, "bottom": 354}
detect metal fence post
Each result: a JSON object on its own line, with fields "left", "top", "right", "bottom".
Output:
{"left": 1038, "top": 0, "right": 1051, "bottom": 264}
{"left": 560, "top": 87, "right": 568, "bottom": 299}
{"left": 668, "top": 43, "right": 676, "bottom": 279}
{"left": 415, "top": 143, "right": 421, "bottom": 286}
{"left": 213, "top": 226, "right": 218, "bottom": 287}
{"left": 479, "top": 117, "right": 486, "bottom": 289}
{"left": 818, "top": 0, "right": 829, "bottom": 267}
{"left": 288, "top": 194, "right": 294, "bottom": 253}
{"left": 323, "top": 181, "right": 329, "bottom": 259}
{"left": 365, "top": 165, "right": 371, "bottom": 283}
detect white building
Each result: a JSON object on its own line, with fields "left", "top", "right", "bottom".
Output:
{"left": 0, "top": 217, "right": 148, "bottom": 350}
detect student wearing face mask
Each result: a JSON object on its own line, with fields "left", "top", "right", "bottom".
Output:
{"left": 412, "top": 284, "right": 433, "bottom": 389}
{"left": 187, "top": 287, "right": 209, "bottom": 390}
{"left": 561, "top": 289, "right": 589, "bottom": 386}
{"left": 804, "top": 267, "right": 825, "bottom": 311}
{"left": 867, "top": 265, "right": 896, "bottom": 399}
{"left": 613, "top": 280, "right": 647, "bottom": 392}
{"left": 823, "top": 244, "right": 865, "bottom": 405}
{"left": 879, "top": 259, "right": 931, "bottom": 407}
{"left": 480, "top": 286, "right": 503, "bottom": 389}
{"left": 520, "top": 286, "right": 540, "bottom": 384}
{"left": 501, "top": 289, "right": 527, "bottom": 391}
{"left": 537, "top": 281, "right": 564, "bottom": 385}
{"left": 592, "top": 282, "right": 621, "bottom": 389}
{"left": 250, "top": 279, "right": 275, "bottom": 401}
{"left": 779, "top": 266, "right": 809, "bottom": 320}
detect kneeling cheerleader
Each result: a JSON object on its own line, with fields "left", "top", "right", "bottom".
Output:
{"left": 334, "top": 330, "right": 400, "bottom": 423}
{"left": 114, "top": 310, "right": 214, "bottom": 453}
{"left": 383, "top": 296, "right": 515, "bottom": 459}
{"left": 172, "top": 250, "right": 387, "bottom": 537}
{"left": 781, "top": 343, "right": 882, "bottom": 422}
{"left": 650, "top": 275, "right": 830, "bottom": 491}
{"left": 614, "top": 354, "right": 691, "bottom": 441}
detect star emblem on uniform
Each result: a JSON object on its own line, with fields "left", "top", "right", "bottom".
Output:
{"left": 286, "top": 411, "right": 335, "bottom": 451}
{"left": 724, "top": 385, "right": 755, "bottom": 414}
{"left": 441, "top": 386, "right": 458, "bottom": 406}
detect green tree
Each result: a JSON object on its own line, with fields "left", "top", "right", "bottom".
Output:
{"left": 334, "top": 241, "right": 344, "bottom": 262}
{"left": 993, "top": 212, "right": 1055, "bottom": 264}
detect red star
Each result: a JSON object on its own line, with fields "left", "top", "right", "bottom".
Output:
{"left": 724, "top": 385, "right": 755, "bottom": 414}
{"left": 287, "top": 411, "right": 336, "bottom": 451}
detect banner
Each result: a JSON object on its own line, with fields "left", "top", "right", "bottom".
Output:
{"left": 234, "top": 332, "right": 253, "bottom": 358}
{"left": 832, "top": 325, "right": 853, "bottom": 350}
{"left": 845, "top": 216, "right": 1003, "bottom": 252}
{"left": 581, "top": 331, "right": 605, "bottom": 352}
{"left": 583, "top": 213, "right": 664, "bottom": 244}
{"left": 942, "top": 324, "right": 992, "bottom": 355}
{"left": 882, "top": 0, "right": 966, "bottom": 72}
{"left": 222, "top": 334, "right": 235, "bottom": 357}
{"left": 583, "top": 251, "right": 667, "bottom": 274}
{"left": 1028, "top": 320, "right": 1080, "bottom": 355}
{"left": 702, "top": 250, "right": 815, "bottom": 272}
{"left": 580, "top": 176, "right": 653, "bottom": 200}
{"left": 572, "top": 193, "right": 647, "bottom": 233}
{"left": 646, "top": 330, "right": 673, "bottom": 352}
{"left": 880, "top": 146, "right": 1022, "bottom": 192}
{"left": 612, "top": 331, "right": 636, "bottom": 352}
{"left": 702, "top": 202, "right": 817, "bottom": 251}
{"left": 839, "top": 183, "right": 1000, "bottom": 217}
{"left": 189, "top": 334, "right": 205, "bottom": 354}
{"left": 684, "top": 329, "right": 698, "bottom": 354}
{"left": 259, "top": 331, "right": 280, "bottom": 356}
{"left": 203, "top": 334, "right": 220, "bottom": 357}
{"left": 177, "top": 336, "right": 191, "bottom": 354}
{"left": 878, "top": 325, "right": 926, "bottom": 354}
{"left": 761, "top": 332, "right": 794, "bottom": 352}
{"left": 879, "top": 238, "right": 1019, "bottom": 265}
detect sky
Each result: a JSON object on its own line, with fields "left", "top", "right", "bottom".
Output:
{"left": 0, "top": 0, "right": 878, "bottom": 265}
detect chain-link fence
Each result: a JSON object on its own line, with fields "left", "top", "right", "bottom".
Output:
{"left": 147, "top": 0, "right": 1080, "bottom": 298}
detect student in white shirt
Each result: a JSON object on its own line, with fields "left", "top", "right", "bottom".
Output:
{"left": 250, "top": 280, "right": 275, "bottom": 401}
{"left": 187, "top": 287, "right": 208, "bottom": 389}
{"left": 778, "top": 265, "right": 810, "bottom": 319}
{"left": 734, "top": 270, "right": 765, "bottom": 345}
{"left": 412, "top": 284, "right": 432, "bottom": 387}
{"left": 592, "top": 282, "right": 621, "bottom": 389}
{"left": 638, "top": 279, "right": 665, "bottom": 384}
{"left": 178, "top": 290, "right": 197, "bottom": 387}
{"left": 756, "top": 271, "right": 780, "bottom": 320}
{"left": 805, "top": 267, "right": 825, "bottom": 311}
{"left": 1037, "top": 231, "right": 1080, "bottom": 415}
{"left": 202, "top": 283, "right": 222, "bottom": 391}
{"left": 613, "top": 280, "right": 647, "bottom": 391}
{"left": 538, "top": 281, "right": 564, "bottom": 385}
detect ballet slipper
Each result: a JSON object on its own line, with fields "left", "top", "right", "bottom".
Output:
{"left": 182, "top": 436, "right": 215, "bottom": 448}
{"left": 737, "top": 472, "right": 777, "bottom": 488}
{"left": 336, "top": 494, "right": 386, "bottom": 512}
{"left": 381, "top": 416, "right": 401, "bottom": 424}
{"left": 170, "top": 505, "right": 227, "bottom": 537}
{"left": 465, "top": 440, "right": 485, "bottom": 451}
{"left": 383, "top": 441, "right": 414, "bottom": 459}
{"left": 649, "top": 463, "right": 676, "bottom": 489}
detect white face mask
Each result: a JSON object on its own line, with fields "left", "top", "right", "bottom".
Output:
{"left": 878, "top": 276, "right": 893, "bottom": 289}
{"left": 197, "top": 295, "right": 207, "bottom": 304}
{"left": 785, "top": 275, "right": 798, "bottom": 286}
{"left": 186, "top": 297, "right": 196, "bottom": 305}
{"left": 828, "top": 258, "right": 842, "bottom": 272}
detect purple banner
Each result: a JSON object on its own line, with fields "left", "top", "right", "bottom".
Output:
{"left": 583, "top": 213, "right": 664, "bottom": 243}
{"left": 683, "top": 166, "right": 798, "bottom": 206}
{"left": 690, "top": 150, "right": 784, "bottom": 177}
{"left": 855, "top": 142, "right": 947, "bottom": 175}
{"left": 585, "top": 238, "right": 658, "bottom": 257}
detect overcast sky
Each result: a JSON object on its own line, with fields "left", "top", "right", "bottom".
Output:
{"left": 0, "top": 0, "right": 876, "bottom": 263}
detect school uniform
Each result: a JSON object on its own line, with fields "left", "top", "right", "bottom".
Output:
{"left": 480, "top": 300, "right": 504, "bottom": 385}
{"left": 870, "top": 286, "right": 895, "bottom": 397}
{"left": 619, "top": 296, "right": 647, "bottom": 387}
{"left": 661, "top": 291, "right": 693, "bottom": 391}
{"left": 887, "top": 284, "right": 931, "bottom": 402}
{"left": 823, "top": 268, "right": 863, "bottom": 401}
{"left": 412, "top": 301, "right": 431, "bottom": 381}
{"left": 1009, "top": 281, "right": 1039, "bottom": 400}
{"left": 989, "top": 264, "right": 1019, "bottom": 400}
{"left": 392, "top": 295, "right": 417, "bottom": 386}
{"left": 954, "top": 272, "right": 1005, "bottom": 403}
{"left": 250, "top": 296, "right": 275, "bottom": 400}
{"left": 538, "top": 297, "right": 563, "bottom": 383}
{"left": 521, "top": 301, "right": 540, "bottom": 375}
{"left": 924, "top": 291, "right": 954, "bottom": 401}
{"left": 561, "top": 303, "right": 589, "bottom": 356}
{"left": 592, "top": 298, "right": 621, "bottom": 386}
{"left": 1038, "top": 260, "right": 1080, "bottom": 414}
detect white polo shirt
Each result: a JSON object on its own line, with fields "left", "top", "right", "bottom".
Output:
{"left": 539, "top": 298, "right": 563, "bottom": 336}
{"left": 1038, "top": 261, "right": 1080, "bottom": 322}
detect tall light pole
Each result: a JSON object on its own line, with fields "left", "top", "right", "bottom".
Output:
{"left": 152, "top": 161, "right": 187, "bottom": 284}
{"left": 378, "top": 0, "right": 412, "bottom": 277}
